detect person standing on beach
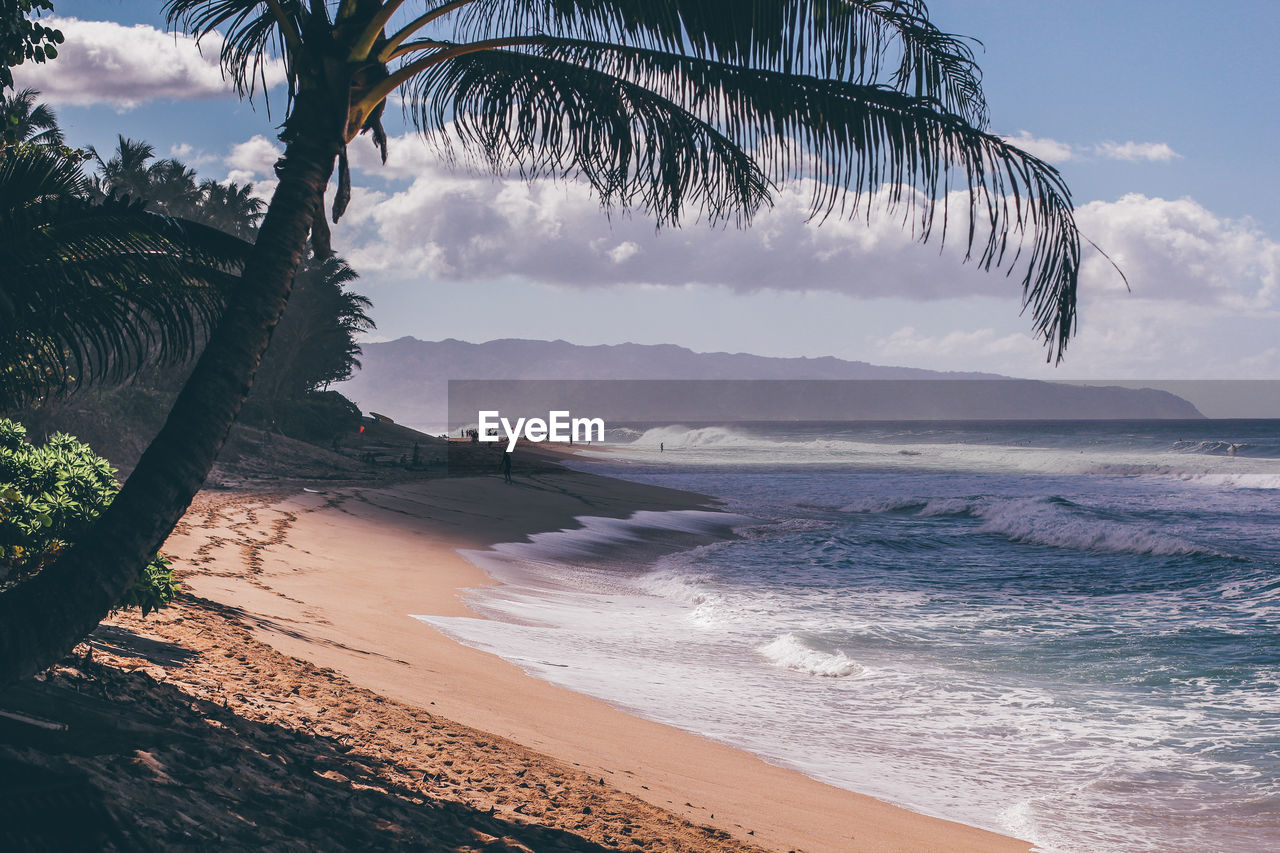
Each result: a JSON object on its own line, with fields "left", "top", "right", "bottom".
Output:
{"left": 501, "top": 451, "right": 512, "bottom": 484}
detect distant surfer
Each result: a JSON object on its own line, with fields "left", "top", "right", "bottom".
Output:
{"left": 660, "top": 442, "right": 664, "bottom": 453}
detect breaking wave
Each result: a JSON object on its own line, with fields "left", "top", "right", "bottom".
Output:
{"left": 843, "top": 496, "right": 1216, "bottom": 557}
{"left": 615, "top": 426, "right": 1280, "bottom": 489}
{"left": 759, "top": 633, "right": 863, "bottom": 678}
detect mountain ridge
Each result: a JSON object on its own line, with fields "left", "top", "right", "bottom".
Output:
{"left": 338, "top": 337, "right": 1204, "bottom": 429}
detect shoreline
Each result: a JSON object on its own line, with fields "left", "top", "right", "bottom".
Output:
{"left": 162, "top": 466, "right": 1031, "bottom": 852}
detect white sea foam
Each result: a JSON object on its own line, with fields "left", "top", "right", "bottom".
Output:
{"left": 623, "top": 424, "right": 882, "bottom": 457}
{"left": 608, "top": 426, "right": 1280, "bottom": 492}
{"left": 1179, "top": 472, "right": 1280, "bottom": 489}
{"left": 844, "top": 495, "right": 1215, "bottom": 556}
{"left": 759, "top": 633, "right": 863, "bottom": 678}
{"left": 972, "top": 498, "right": 1214, "bottom": 556}
{"left": 632, "top": 564, "right": 730, "bottom": 627}
{"left": 630, "top": 424, "right": 754, "bottom": 449}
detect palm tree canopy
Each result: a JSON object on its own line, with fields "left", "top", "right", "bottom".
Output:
{"left": 92, "top": 136, "right": 268, "bottom": 238}
{"left": 166, "top": 0, "right": 1086, "bottom": 359}
{"left": 253, "top": 253, "right": 374, "bottom": 399}
{"left": 0, "top": 87, "right": 63, "bottom": 147}
{"left": 0, "top": 145, "right": 250, "bottom": 409}
{"left": 92, "top": 135, "right": 160, "bottom": 202}
{"left": 144, "top": 158, "right": 205, "bottom": 219}
{"left": 198, "top": 178, "right": 267, "bottom": 239}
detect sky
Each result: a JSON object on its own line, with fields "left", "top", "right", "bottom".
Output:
{"left": 15, "top": 1, "right": 1280, "bottom": 380}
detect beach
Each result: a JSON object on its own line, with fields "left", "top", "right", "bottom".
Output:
{"left": 28, "top": 463, "right": 1031, "bottom": 851}
{"left": 10, "top": 419, "right": 1277, "bottom": 852}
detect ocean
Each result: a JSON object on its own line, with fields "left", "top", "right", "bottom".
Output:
{"left": 418, "top": 420, "right": 1280, "bottom": 853}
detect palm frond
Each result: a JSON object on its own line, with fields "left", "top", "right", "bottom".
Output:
{"left": 0, "top": 87, "right": 65, "bottom": 147}
{"left": 406, "top": 46, "right": 770, "bottom": 227}
{"left": 0, "top": 140, "right": 88, "bottom": 201}
{"left": 164, "top": 0, "right": 301, "bottom": 107}
{"left": 0, "top": 148, "right": 250, "bottom": 409}
{"left": 445, "top": 0, "right": 987, "bottom": 124}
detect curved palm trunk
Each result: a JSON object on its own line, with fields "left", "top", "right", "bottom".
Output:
{"left": 0, "top": 103, "right": 342, "bottom": 686}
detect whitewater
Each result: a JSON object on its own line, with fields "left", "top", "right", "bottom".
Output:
{"left": 419, "top": 420, "right": 1280, "bottom": 853}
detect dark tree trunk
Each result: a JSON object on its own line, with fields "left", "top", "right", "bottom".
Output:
{"left": 0, "top": 99, "right": 343, "bottom": 686}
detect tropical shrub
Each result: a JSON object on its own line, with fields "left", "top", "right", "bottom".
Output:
{"left": 0, "top": 418, "right": 177, "bottom": 614}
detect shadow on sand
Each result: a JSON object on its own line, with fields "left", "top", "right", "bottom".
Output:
{"left": 0, "top": 626, "right": 621, "bottom": 852}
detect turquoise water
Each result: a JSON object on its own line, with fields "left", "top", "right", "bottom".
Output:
{"left": 420, "top": 420, "right": 1280, "bottom": 852}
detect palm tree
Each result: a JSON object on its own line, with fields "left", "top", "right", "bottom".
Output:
{"left": 0, "top": 0, "right": 1091, "bottom": 683}
{"left": 198, "top": 178, "right": 267, "bottom": 240}
{"left": 252, "top": 253, "right": 372, "bottom": 400}
{"left": 94, "top": 138, "right": 259, "bottom": 228}
{"left": 92, "top": 135, "right": 159, "bottom": 202}
{"left": 0, "top": 87, "right": 63, "bottom": 147}
{"left": 0, "top": 145, "right": 247, "bottom": 410}
{"left": 145, "top": 158, "right": 205, "bottom": 219}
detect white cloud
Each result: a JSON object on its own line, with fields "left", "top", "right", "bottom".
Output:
{"left": 866, "top": 199, "right": 1280, "bottom": 378}
{"left": 1075, "top": 194, "right": 1280, "bottom": 309}
{"left": 347, "top": 133, "right": 442, "bottom": 180}
{"left": 224, "top": 135, "right": 283, "bottom": 185}
{"left": 608, "top": 241, "right": 641, "bottom": 263}
{"left": 1002, "top": 131, "right": 1076, "bottom": 163}
{"left": 1031, "top": 297, "right": 1274, "bottom": 378}
{"left": 330, "top": 136, "right": 1278, "bottom": 328}
{"left": 1236, "top": 347, "right": 1280, "bottom": 375}
{"left": 169, "top": 142, "right": 221, "bottom": 168}
{"left": 14, "top": 17, "right": 284, "bottom": 109}
{"left": 869, "top": 301, "right": 1241, "bottom": 378}
{"left": 1000, "top": 131, "right": 1180, "bottom": 164}
{"left": 877, "top": 327, "right": 1041, "bottom": 361}
{"left": 1095, "top": 140, "right": 1181, "bottom": 162}
{"left": 1011, "top": 196, "right": 1279, "bottom": 376}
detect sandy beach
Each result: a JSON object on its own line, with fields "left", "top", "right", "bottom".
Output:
{"left": 72, "top": 462, "right": 1029, "bottom": 853}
